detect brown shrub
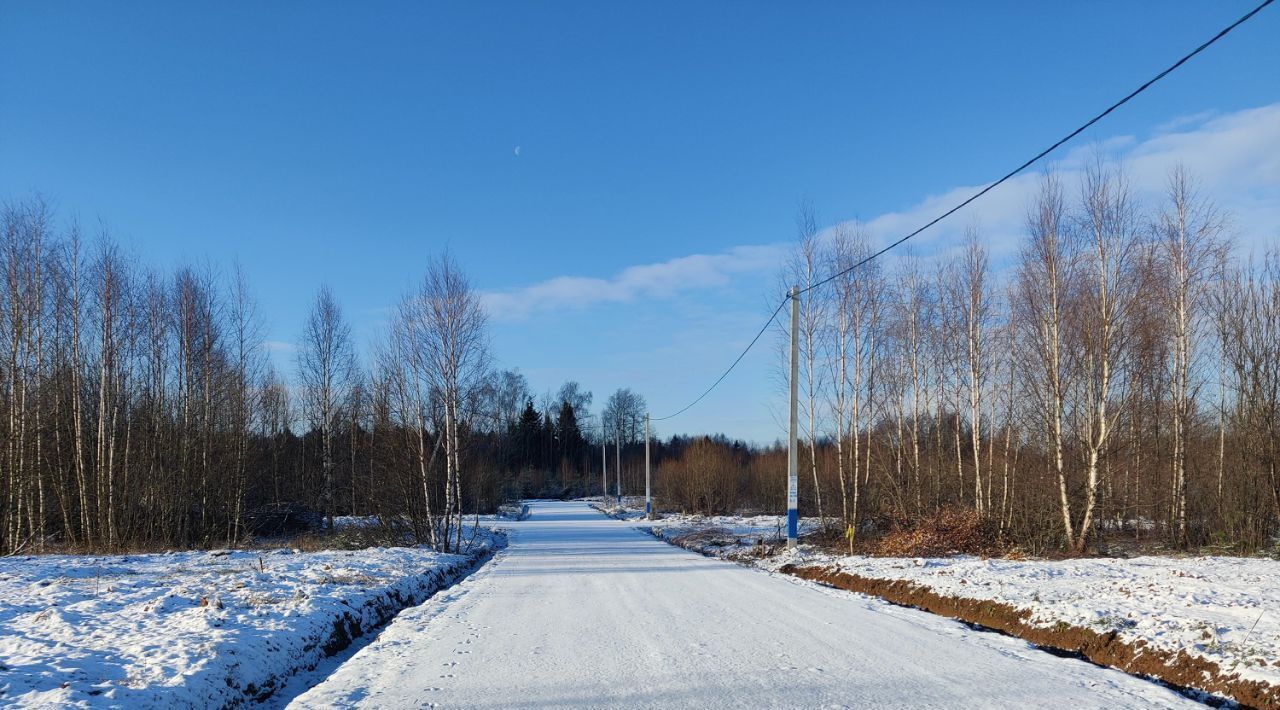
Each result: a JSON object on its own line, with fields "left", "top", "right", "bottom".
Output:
{"left": 269, "top": 523, "right": 408, "bottom": 552}
{"left": 870, "top": 507, "right": 1008, "bottom": 558}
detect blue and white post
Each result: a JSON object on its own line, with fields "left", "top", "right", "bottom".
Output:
{"left": 786, "top": 286, "right": 800, "bottom": 549}
{"left": 644, "top": 413, "right": 652, "bottom": 519}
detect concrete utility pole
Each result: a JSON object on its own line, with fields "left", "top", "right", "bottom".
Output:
{"left": 787, "top": 286, "right": 800, "bottom": 549}
{"left": 601, "top": 438, "right": 608, "bottom": 500}
{"left": 615, "top": 433, "right": 622, "bottom": 505}
{"left": 644, "top": 413, "right": 652, "bottom": 519}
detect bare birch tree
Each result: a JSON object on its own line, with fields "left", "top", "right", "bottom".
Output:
{"left": 227, "top": 263, "right": 264, "bottom": 543}
{"left": 1018, "top": 172, "right": 1078, "bottom": 549}
{"left": 1156, "top": 165, "right": 1228, "bottom": 546}
{"left": 410, "top": 253, "right": 490, "bottom": 551}
{"left": 1071, "top": 157, "right": 1139, "bottom": 551}
{"left": 948, "top": 228, "right": 993, "bottom": 514}
{"left": 297, "top": 285, "right": 355, "bottom": 530}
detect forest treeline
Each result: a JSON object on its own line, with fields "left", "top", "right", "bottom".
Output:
{"left": 685, "top": 160, "right": 1278, "bottom": 554}
{"left": 0, "top": 197, "right": 655, "bottom": 554}
{"left": 538, "top": 163, "right": 1280, "bottom": 552}
{"left": 3, "top": 157, "right": 1278, "bottom": 557}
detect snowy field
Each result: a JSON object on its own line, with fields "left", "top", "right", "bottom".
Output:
{"left": 643, "top": 507, "right": 1280, "bottom": 703}
{"left": 0, "top": 530, "right": 503, "bottom": 707}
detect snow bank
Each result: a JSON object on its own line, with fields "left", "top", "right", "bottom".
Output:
{"left": 0, "top": 530, "right": 504, "bottom": 707}
{"left": 594, "top": 499, "right": 819, "bottom": 539}
{"left": 650, "top": 512, "right": 817, "bottom": 548}
{"left": 330, "top": 515, "right": 382, "bottom": 530}
{"left": 781, "top": 551, "right": 1280, "bottom": 693}
{"left": 649, "top": 512, "right": 1280, "bottom": 701}
{"left": 588, "top": 496, "right": 646, "bottom": 521}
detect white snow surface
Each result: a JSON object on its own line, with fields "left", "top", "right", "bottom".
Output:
{"left": 650, "top": 511, "right": 1280, "bottom": 697}
{"left": 594, "top": 497, "right": 819, "bottom": 539}
{"left": 292, "top": 500, "right": 1197, "bottom": 708}
{"left": 0, "top": 531, "right": 501, "bottom": 708}
{"left": 774, "top": 551, "right": 1280, "bottom": 692}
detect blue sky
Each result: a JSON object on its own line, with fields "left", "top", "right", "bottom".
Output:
{"left": 2, "top": 2, "right": 1277, "bottom": 443}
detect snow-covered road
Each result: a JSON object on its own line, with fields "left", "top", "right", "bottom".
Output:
{"left": 290, "top": 500, "right": 1198, "bottom": 708}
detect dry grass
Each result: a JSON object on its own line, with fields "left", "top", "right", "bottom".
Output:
{"left": 869, "top": 507, "right": 1009, "bottom": 558}
{"left": 266, "top": 525, "right": 407, "bottom": 552}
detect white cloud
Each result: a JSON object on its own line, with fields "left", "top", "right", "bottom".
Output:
{"left": 482, "top": 244, "right": 785, "bottom": 321}
{"left": 484, "top": 103, "right": 1280, "bottom": 323}
{"left": 851, "top": 103, "right": 1280, "bottom": 264}
{"left": 1152, "top": 109, "right": 1219, "bottom": 135}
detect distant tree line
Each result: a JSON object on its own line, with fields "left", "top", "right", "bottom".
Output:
{"left": 0, "top": 197, "right": 651, "bottom": 554}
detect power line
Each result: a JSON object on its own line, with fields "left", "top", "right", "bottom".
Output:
{"left": 797, "top": 0, "right": 1273, "bottom": 298}
{"left": 652, "top": 0, "right": 1273, "bottom": 421}
{"left": 650, "top": 298, "right": 788, "bottom": 422}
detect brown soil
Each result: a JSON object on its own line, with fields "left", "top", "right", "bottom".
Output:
{"left": 781, "top": 564, "right": 1278, "bottom": 710}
